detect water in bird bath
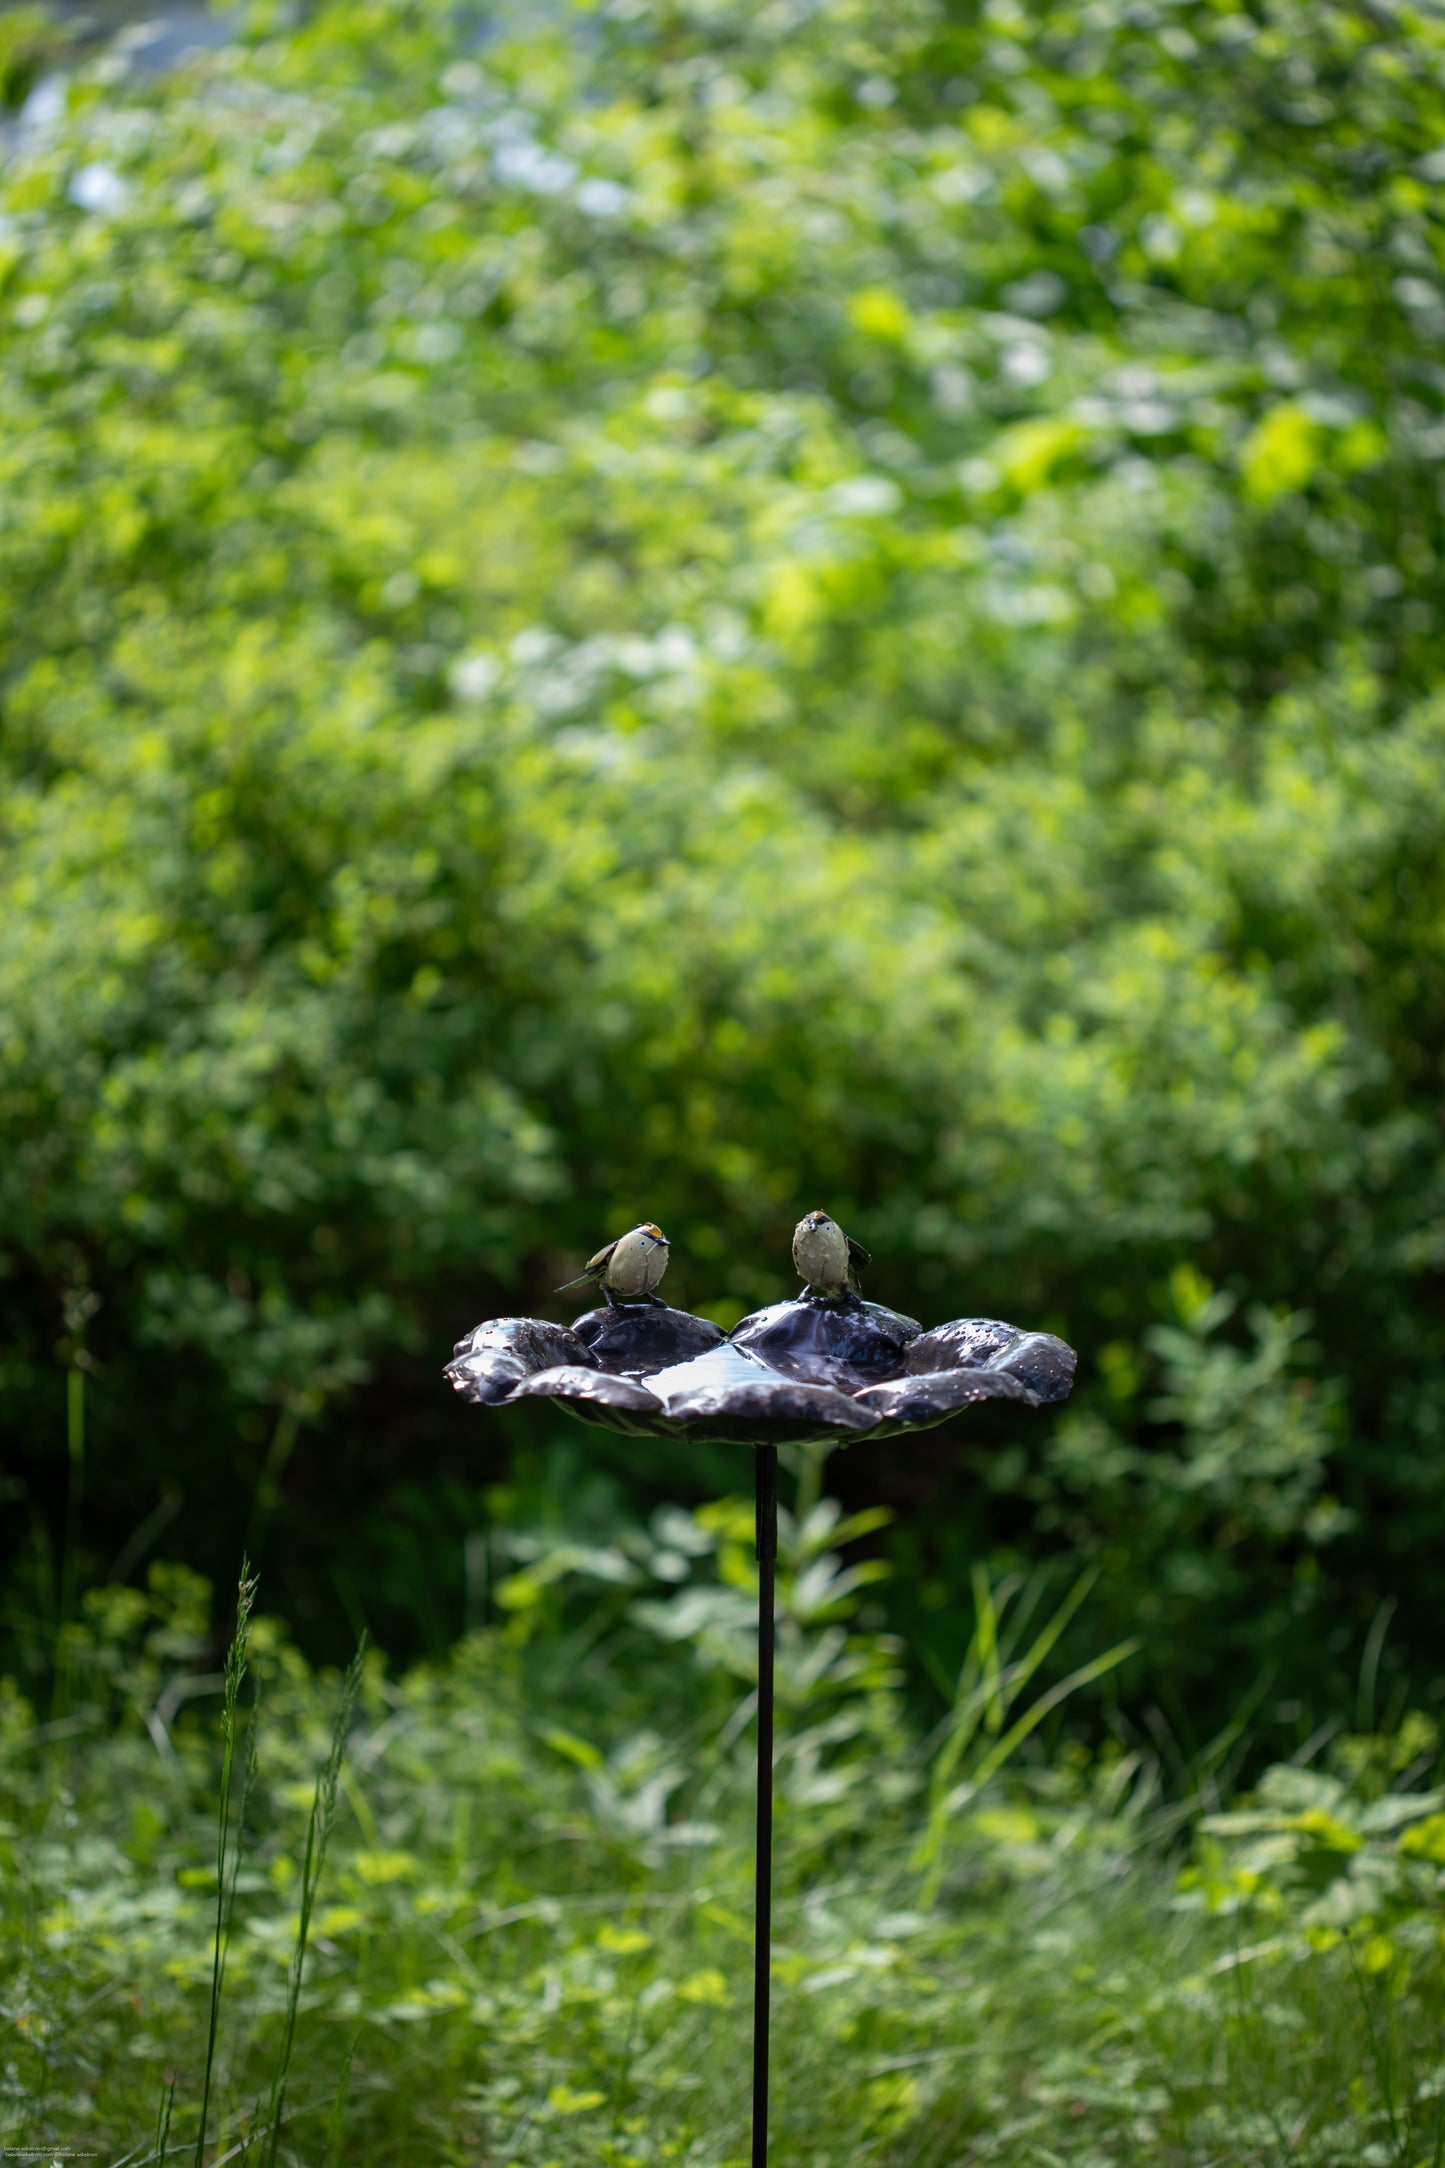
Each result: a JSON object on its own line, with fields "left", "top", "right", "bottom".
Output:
{"left": 646, "top": 1341, "right": 780, "bottom": 1411}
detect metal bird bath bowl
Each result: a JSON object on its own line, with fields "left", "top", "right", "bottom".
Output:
{"left": 446, "top": 1282, "right": 1075, "bottom": 2164}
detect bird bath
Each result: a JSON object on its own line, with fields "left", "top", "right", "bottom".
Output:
{"left": 446, "top": 1275, "right": 1076, "bottom": 2164}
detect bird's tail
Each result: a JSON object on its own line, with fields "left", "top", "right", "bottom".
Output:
{"left": 553, "top": 1271, "right": 597, "bottom": 1294}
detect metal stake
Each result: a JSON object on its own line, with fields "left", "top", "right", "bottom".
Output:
{"left": 752, "top": 1443, "right": 778, "bottom": 2168}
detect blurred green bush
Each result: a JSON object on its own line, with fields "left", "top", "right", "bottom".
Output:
{"left": 2, "top": 0, "right": 1444, "bottom": 1715}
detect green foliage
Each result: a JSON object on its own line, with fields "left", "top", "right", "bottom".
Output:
{"left": 2, "top": 0, "right": 1445, "bottom": 1711}
{"left": 1014, "top": 1266, "right": 1349, "bottom": 1710}
{"left": 5, "top": 1518, "right": 1445, "bottom": 2165}
{"left": 0, "top": 9, "right": 68, "bottom": 114}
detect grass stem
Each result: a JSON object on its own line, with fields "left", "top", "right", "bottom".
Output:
{"left": 195, "top": 1562, "right": 259, "bottom": 2168}
{"left": 260, "top": 1637, "right": 366, "bottom": 2168}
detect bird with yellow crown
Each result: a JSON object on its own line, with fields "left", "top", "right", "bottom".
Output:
{"left": 555, "top": 1221, "right": 671, "bottom": 1308}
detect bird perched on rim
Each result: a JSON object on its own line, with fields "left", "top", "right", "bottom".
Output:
{"left": 555, "top": 1222, "right": 671, "bottom": 1308}
{"left": 792, "top": 1209, "right": 870, "bottom": 1298}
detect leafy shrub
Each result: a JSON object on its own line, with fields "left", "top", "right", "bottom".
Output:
{"left": 2, "top": 0, "right": 1445, "bottom": 1717}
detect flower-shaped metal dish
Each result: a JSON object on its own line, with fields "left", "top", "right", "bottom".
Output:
{"left": 445, "top": 1291, "right": 1075, "bottom": 1446}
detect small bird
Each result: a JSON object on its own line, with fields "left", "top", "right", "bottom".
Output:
{"left": 792, "top": 1209, "right": 870, "bottom": 1298}
{"left": 555, "top": 1222, "right": 671, "bottom": 1308}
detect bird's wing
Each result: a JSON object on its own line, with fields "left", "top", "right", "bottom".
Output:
{"left": 846, "top": 1235, "right": 872, "bottom": 1270}
{"left": 554, "top": 1239, "right": 617, "bottom": 1293}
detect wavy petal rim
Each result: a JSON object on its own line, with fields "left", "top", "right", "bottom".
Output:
{"left": 444, "top": 1317, "right": 597, "bottom": 1405}
{"left": 509, "top": 1365, "right": 663, "bottom": 1412}
{"left": 852, "top": 1367, "right": 1029, "bottom": 1425}
{"left": 445, "top": 1294, "right": 1076, "bottom": 1443}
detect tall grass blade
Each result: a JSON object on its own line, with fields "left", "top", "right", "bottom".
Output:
{"left": 971, "top": 1562, "right": 1003, "bottom": 1735}
{"left": 215, "top": 1672, "right": 262, "bottom": 2026}
{"left": 916, "top": 1597, "right": 1140, "bottom": 1905}
{"left": 914, "top": 1634, "right": 1142, "bottom": 1901}
{"left": 948, "top": 1638, "right": 1144, "bottom": 1815}
{"left": 1357, "top": 1597, "right": 1398, "bottom": 1735}
{"left": 914, "top": 1565, "right": 1102, "bottom": 1888}
{"left": 260, "top": 1637, "right": 366, "bottom": 2168}
{"left": 195, "top": 1561, "right": 259, "bottom": 2168}
{"left": 153, "top": 2077, "right": 174, "bottom": 2166}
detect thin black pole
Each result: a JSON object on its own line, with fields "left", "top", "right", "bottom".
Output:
{"left": 752, "top": 1443, "right": 778, "bottom": 2168}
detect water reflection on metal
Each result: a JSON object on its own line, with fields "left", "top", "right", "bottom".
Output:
{"left": 649, "top": 1341, "right": 775, "bottom": 1403}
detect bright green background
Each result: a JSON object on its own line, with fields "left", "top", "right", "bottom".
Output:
{"left": 4, "top": 0, "right": 1445, "bottom": 1738}
{"left": 8, "top": 6, "right": 1445, "bottom": 2162}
